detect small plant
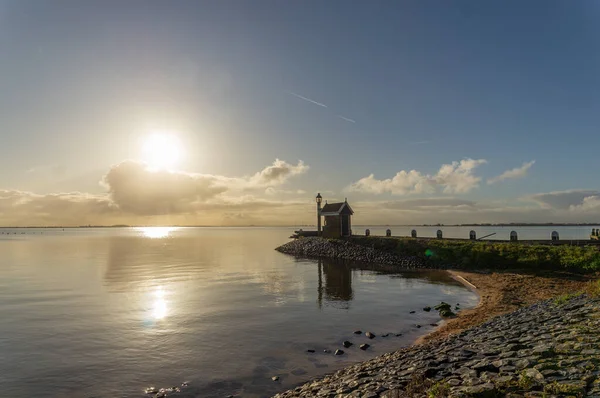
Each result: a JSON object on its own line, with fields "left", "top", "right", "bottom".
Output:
{"left": 553, "top": 292, "right": 578, "bottom": 305}
{"left": 427, "top": 381, "right": 450, "bottom": 398}
{"left": 584, "top": 279, "right": 600, "bottom": 297}
{"left": 543, "top": 381, "right": 585, "bottom": 397}
{"left": 518, "top": 371, "right": 535, "bottom": 390}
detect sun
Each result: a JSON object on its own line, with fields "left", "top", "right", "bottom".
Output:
{"left": 142, "top": 133, "right": 183, "bottom": 170}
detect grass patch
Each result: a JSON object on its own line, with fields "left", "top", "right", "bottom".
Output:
{"left": 584, "top": 279, "right": 600, "bottom": 297}
{"left": 427, "top": 381, "right": 450, "bottom": 398}
{"left": 543, "top": 381, "right": 585, "bottom": 397}
{"left": 349, "top": 236, "right": 600, "bottom": 273}
{"left": 554, "top": 292, "right": 580, "bottom": 305}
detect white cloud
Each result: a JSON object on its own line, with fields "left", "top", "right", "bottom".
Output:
{"left": 570, "top": 195, "right": 600, "bottom": 212}
{"left": 346, "top": 158, "right": 487, "bottom": 195}
{"left": 488, "top": 161, "right": 535, "bottom": 184}
{"left": 434, "top": 159, "right": 487, "bottom": 194}
{"left": 248, "top": 159, "right": 309, "bottom": 187}
{"left": 524, "top": 189, "right": 600, "bottom": 210}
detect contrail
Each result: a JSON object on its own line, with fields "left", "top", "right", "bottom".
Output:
{"left": 337, "top": 115, "right": 356, "bottom": 124}
{"left": 287, "top": 91, "right": 328, "bottom": 108}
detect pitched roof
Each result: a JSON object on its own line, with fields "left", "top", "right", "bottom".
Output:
{"left": 320, "top": 201, "right": 354, "bottom": 216}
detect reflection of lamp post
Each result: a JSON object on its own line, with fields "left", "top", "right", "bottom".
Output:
{"left": 316, "top": 193, "right": 322, "bottom": 235}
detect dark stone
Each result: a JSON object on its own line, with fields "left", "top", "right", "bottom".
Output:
{"left": 323, "top": 349, "right": 331, "bottom": 353}
{"left": 343, "top": 341, "right": 353, "bottom": 348}
{"left": 360, "top": 344, "right": 370, "bottom": 350}
{"left": 430, "top": 323, "right": 438, "bottom": 327}
{"left": 382, "top": 333, "right": 389, "bottom": 337}
{"left": 334, "top": 349, "right": 344, "bottom": 355}
{"left": 434, "top": 302, "right": 451, "bottom": 311}
{"left": 409, "top": 311, "right": 416, "bottom": 314}
{"left": 423, "top": 307, "right": 431, "bottom": 312}
{"left": 354, "top": 330, "right": 362, "bottom": 335}
{"left": 365, "top": 332, "right": 376, "bottom": 339}
{"left": 415, "top": 324, "right": 421, "bottom": 328}
{"left": 440, "top": 309, "right": 456, "bottom": 317}
{"left": 395, "top": 333, "right": 402, "bottom": 337}
{"left": 306, "top": 349, "right": 315, "bottom": 353}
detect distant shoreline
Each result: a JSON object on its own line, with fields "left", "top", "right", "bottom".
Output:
{"left": 1, "top": 223, "right": 599, "bottom": 229}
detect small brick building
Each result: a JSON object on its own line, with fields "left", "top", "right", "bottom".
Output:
{"left": 320, "top": 199, "right": 354, "bottom": 238}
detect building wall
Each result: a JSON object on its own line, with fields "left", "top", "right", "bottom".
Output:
{"left": 322, "top": 216, "right": 341, "bottom": 239}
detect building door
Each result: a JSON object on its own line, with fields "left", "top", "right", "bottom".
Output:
{"left": 341, "top": 215, "right": 350, "bottom": 236}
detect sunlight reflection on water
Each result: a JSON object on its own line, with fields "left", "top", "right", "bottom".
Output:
{"left": 138, "top": 227, "right": 177, "bottom": 239}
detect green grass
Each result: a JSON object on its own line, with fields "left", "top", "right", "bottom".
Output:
{"left": 554, "top": 292, "right": 580, "bottom": 305}
{"left": 427, "top": 381, "right": 450, "bottom": 398}
{"left": 349, "top": 236, "right": 600, "bottom": 273}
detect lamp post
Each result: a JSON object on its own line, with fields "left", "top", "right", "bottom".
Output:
{"left": 316, "top": 193, "right": 322, "bottom": 235}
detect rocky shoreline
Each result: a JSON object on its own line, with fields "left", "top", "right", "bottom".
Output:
{"left": 275, "top": 237, "right": 426, "bottom": 268}
{"left": 273, "top": 294, "right": 600, "bottom": 397}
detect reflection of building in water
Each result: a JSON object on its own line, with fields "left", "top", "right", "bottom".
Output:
{"left": 317, "top": 259, "right": 353, "bottom": 309}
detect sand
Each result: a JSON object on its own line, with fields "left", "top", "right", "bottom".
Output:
{"left": 418, "top": 269, "right": 592, "bottom": 343}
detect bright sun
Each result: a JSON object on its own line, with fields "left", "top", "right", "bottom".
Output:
{"left": 142, "top": 133, "right": 183, "bottom": 170}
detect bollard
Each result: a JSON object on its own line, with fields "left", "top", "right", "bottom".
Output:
{"left": 469, "top": 230, "right": 476, "bottom": 240}
{"left": 365, "top": 229, "right": 370, "bottom": 236}
{"left": 411, "top": 229, "right": 417, "bottom": 238}
{"left": 436, "top": 230, "right": 443, "bottom": 239}
{"left": 551, "top": 231, "right": 559, "bottom": 241}
{"left": 510, "top": 231, "right": 518, "bottom": 241}
{"left": 386, "top": 229, "right": 391, "bottom": 237}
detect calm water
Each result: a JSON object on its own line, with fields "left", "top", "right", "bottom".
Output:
{"left": 0, "top": 227, "right": 477, "bottom": 398}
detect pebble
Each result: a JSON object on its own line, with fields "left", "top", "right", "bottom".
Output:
{"left": 365, "top": 332, "right": 376, "bottom": 339}
{"left": 334, "top": 349, "right": 344, "bottom": 356}
{"left": 275, "top": 237, "right": 426, "bottom": 268}
{"left": 306, "top": 349, "right": 315, "bottom": 353}
{"left": 354, "top": 330, "right": 362, "bottom": 334}
{"left": 273, "top": 295, "right": 600, "bottom": 398}
{"left": 343, "top": 341, "right": 353, "bottom": 348}
{"left": 272, "top": 376, "right": 280, "bottom": 381}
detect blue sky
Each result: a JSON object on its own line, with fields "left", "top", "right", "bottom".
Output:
{"left": 1, "top": 0, "right": 599, "bottom": 225}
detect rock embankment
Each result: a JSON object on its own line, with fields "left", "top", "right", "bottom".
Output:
{"left": 276, "top": 238, "right": 425, "bottom": 268}
{"left": 273, "top": 295, "right": 600, "bottom": 397}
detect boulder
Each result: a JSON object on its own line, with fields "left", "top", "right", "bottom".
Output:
{"left": 343, "top": 341, "right": 353, "bottom": 348}
{"left": 359, "top": 344, "right": 370, "bottom": 350}
{"left": 365, "top": 332, "right": 376, "bottom": 339}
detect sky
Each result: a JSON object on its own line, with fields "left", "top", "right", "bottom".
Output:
{"left": 1, "top": 0, "right": 600, "bottom": 226}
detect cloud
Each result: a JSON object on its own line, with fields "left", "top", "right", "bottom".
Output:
{"left": 0, "top": 189, "right": 116, "bottom": 225}
{"left": 346, "top": 158, "right": 487, "bottom": 195}
{"left": 101, "top": 159, "right": 308, "bottom": 216}
{"left": 249, "top": 159, "right": 309, "bottom": 187}
{"left": 265, "top": 188, "right": 306, "bottom": 196}
{"left": 434, "top": 159, "right": 487, "bottom": 194}
{"left": 570, "top": 195, "right": 600, "bottom": 212}
{"left": 287, "top": 91, "right": 327, "bottom": 108}
{"left": 102, "top": 161, "right": 230, "bottom": 215}
{"left": 524, "top": 189, "right": 600, "bottom": 210}
{"left": 488, "top": 161, "right": 535, "bottom": 184}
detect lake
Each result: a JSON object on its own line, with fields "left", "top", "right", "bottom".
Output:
{"left": 0, "top": 227, "right": 478, "bottom": 398}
